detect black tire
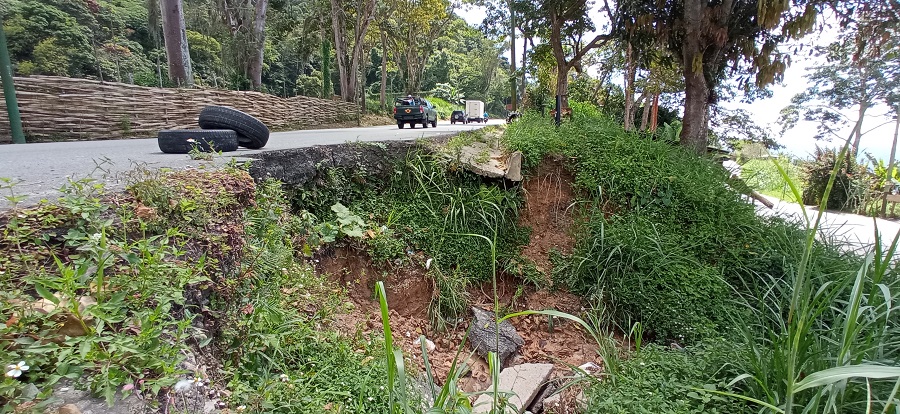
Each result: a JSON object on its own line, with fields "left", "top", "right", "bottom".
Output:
{"left": 431, "top": 119, "right": 437, "bottom": 128}
{"left": 158, "top": 129, "right": 239, "bottom": 154}
{"left": 422, "top": 118, "right": 429, "bottom": 128}
{"left": 398, "top": 121, "right": 404, "bottom": 129}
{"left": 198, "top": 106, "right": 269, "bottom": 149}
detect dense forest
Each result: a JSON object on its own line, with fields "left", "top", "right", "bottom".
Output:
{"left": 1, "top": 0, "right": 898, "bottom": 155}
{"left": 0, "top": 0, "right": 514, "bottom": 113}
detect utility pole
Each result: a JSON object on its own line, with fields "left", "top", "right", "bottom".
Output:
{"left": 0, "top": 16, "right": 24, "bottom": 144}
{"left": 509, "top": 0, "right": 517, "bottom": 112}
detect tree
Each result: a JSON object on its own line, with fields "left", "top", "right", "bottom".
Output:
{"left": 248, "top": 0, "right": 269, "bottom": 90}
{"left": 159, "top": 0, "right": 192, "bottom": 86}
{"left": 780, "top": 6, "right": 899, "bottom": 158}
{"left": 330, "top": 0, "right": 376, "bottom": 101}
{"left": 623, "top": 0, "right": 826, "bottom": 154}
{"left": 538, "top": 0, "right": 612, "bottom": 110}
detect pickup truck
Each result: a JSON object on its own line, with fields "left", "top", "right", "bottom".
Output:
{"left": 393, "top": 96, "right": 438, "bottom": 129}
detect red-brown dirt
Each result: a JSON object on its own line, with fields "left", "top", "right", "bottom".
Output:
{"left": 313, "top": 160, "right": 600, "bottom": 411}
{"left": 519, "top": 157, "right": 577, "bottom": 277}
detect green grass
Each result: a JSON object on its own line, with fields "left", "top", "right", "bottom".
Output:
{"left": 425, "top": 96, "right": 460, "bottom": 120}
{"left": 742, "top": 158, "right": 803, "bottom": 203}
{"left": 503, "top": 106, "right": 900, "bottom": 414}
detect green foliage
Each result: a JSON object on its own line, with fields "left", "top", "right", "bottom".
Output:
{"left": 0, "top": 179, "right": 205, "bottom": 408}
{"left": 217, "top": 180, "right": 392, "bottom": 413}
{"left": 800, "top": 147, "right": 858, "bottom": 210}
{"left": 296, "top": 70, "right": 323, "bottom": 97}
{"left": 743, "top": 158, "right": 803, "bottom": 203}
{"left": 424, "top": 96, "right": 457, "bottom": 120}
{"left": 503, "top": 111, "right": 845, "bottom": 344}
{"left": 187, "top": 30, "right": 224, "bottom": 86}
{"left": 585, "top": 342, "right": 752, "bottom": 414}
{"left": 722, "top": 141, "right": 900, "bottom": 414}
{"left": 32, "top": 37, "right": 72, "bottom": 76}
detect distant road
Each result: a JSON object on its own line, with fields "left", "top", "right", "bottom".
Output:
{"left": 0, "top": 120, "right": 503, "bottom": 208}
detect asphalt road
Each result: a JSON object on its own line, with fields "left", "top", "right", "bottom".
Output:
{"left": 0, "top": 120, "right": 502, "bottom": 208}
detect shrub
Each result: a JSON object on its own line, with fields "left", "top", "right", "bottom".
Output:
{"left": 800, "top": 147, "right": 858, "bottom": 210}
{"left": 742, "top": 157, "right": 803, "bottom": 203}
{"left": 585, "top": 341, "right": 753, "bottom": 414}
{"left": 424, "top": 96, "right": 458, "bottom": 120}
{"left": 504, "top": 111, "right": 845, "bottom": 344}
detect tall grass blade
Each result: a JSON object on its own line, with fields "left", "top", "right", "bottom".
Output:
{"left": 419, "top": 334, "right": 437, "bottom": 401}
{"left": 793, "top": 365, "right": 900, "bottom": 393}
{"left": 393, "top": 349, "right": 410, "bottom": 413}
{"left": 376, "top": 281, "right": 397, "bottom": 412}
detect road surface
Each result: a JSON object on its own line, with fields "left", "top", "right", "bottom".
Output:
{"left": 0, "top": 120, "right": 502, "bottom": 208}
{"left": 753, "top": 195, "right": 900, "bottom": 257}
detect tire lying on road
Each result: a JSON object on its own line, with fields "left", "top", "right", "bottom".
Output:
{"left": 158, "top": 129, "right": 239, "bottom": 154}
{"left": 198, "top": 105, "right": 270, "bottom": 149}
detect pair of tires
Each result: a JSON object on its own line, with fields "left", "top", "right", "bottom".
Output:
{"left": 397, "top": 119, "right": 437, "bottom": 129}
{"left": 158, "top": 106, "right": 270, "bottom": 154}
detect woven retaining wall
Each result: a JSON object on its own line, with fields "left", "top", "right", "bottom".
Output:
{"left": 0, "top": 76, "right": 359, "bottom": 143}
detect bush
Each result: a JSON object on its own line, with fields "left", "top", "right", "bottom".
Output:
{"left": 742, "top": 157, "right": 803, "bottom": 203}
{"left": 585, "top": 341, "right": 753, "bottom": 414}
{"left": 800, "top": 147, "right": 858, "bottom": 210}
{"left": 504, "top": 110, "right": 836, "bottom": 344}
{"left": 424, "top": 96, "right": 458, "bottom": 120}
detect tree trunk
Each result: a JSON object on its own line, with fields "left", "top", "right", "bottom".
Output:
{"left": 882, "top": 109, "right": 900, "bottom": 216}
{"left": 640, "top": 94, "right": 652, "bottom": 131}
{"left": 330, "top": 0, "right": 374, "bottom": 102}
{"left": 679, "top": 0, "right": 709, "bottom": 154}
{"left": 247, "top": 0, "right": 268, "bottom": 90}
{"left": 509, "top": 2, "right": 517, "bottom": 111}
{"left": 159, "top": 0, "right": 193, "bottom": 87}
{"left": 321, "top": 38, "right": 332, "bottom": 98}
{"left": 623, "top": 43, "right": 637, "bottom": 131}
{"left": 851, "top": 102, "right": 868, "bottom": 158}
{"left": 380, "top": 31, "right": 387, "bottom": 109}
{"left": 555, "top": 63, "right": 570, "bottom": 110}
{"left": 330, "top": 0, "right": 352, "bottom": 101}
{"left": 519, "top": 37, "right": 527, "bottom": 106}
{"left": 549, "top": 15, "right": 569, "bottom": 110}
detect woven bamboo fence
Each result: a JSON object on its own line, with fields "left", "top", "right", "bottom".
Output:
{"left": 0, "top": 76, "right": 359, "bottom": 143}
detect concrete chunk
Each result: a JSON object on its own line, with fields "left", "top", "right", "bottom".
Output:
{"left": 472, "top": 363, "right": 554, "bottom": 413}
{"left": 505, "top": 151, "right": 523, "bottom": 181}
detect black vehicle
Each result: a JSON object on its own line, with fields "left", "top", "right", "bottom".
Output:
{"left": 450, "top": 110, "right": 467, "bottom": 125}
{"left": 393, "top": 96, "right": 438, "bottom": 129}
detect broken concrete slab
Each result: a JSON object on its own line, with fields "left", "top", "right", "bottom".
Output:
{"left": 469, "top": 307, "right": 524, "bottom": 366}
{"left": 456, "top": 142, "right": 506, "bottom": 178}
{"left": 504, "top": 151, "right": 523, "bottom": 181}
{"left": 472, "top": 363, "right": 555, "bottom": 413}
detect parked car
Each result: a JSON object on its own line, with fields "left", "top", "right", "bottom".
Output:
{"left": 450, "top": 110, "right": 467, "bottom": 124}
{"left": 393, "top": 96, "right": 438, "bottom": 129}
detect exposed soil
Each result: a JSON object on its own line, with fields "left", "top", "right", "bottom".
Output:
{"left": 316, "top": 245, "right": 598, "bottom": 412}
{"left": 519, "top": 157, "right": 578, "bottom": 276}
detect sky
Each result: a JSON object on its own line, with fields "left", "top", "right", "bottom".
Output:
{"left": 455, "top": 5, "right": 899, "bottom": 163}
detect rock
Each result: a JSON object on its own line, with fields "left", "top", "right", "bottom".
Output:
{"left": 20, "top": 383, "right": 39, "bottom": 400}
{"left": 468, "top": 307, "right": 524, "bottom": 366}
{"left": 542, "top": 392, "right": 562, "bottom": 412}
{"left": 48, "top": 380, "right": 151, "bottom": 414}
{"left": 528, "top": 379, "right": 559, "bottom": 413}
{"left": 505, "top": 151, "right": 523, "bottom": 181}
{"left": 471, "top": 363, "right": 554, "bottom": 413}
{"left": 57, "top": 404, "right": 81, "bottom": 414}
